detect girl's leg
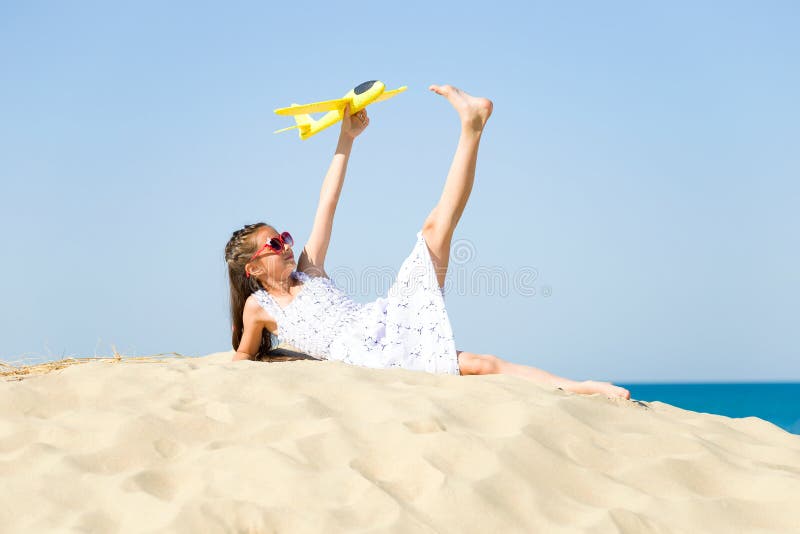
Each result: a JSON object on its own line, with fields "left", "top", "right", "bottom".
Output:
{"left": 422, "top": 85, "right": 493, "bottom": 289}
{"left": 456, "top": 350, "right": 631, "bottom": 399}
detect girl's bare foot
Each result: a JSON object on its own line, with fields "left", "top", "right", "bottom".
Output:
{"left": 562, "top": 380, "right": 631, "bottom": 400}
{"left": 429, "top": 84, "right": 493, "bottom": 132}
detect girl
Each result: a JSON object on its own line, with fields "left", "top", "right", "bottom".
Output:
{"left": 224, "top": 84, "right": 630, "bottom": 400}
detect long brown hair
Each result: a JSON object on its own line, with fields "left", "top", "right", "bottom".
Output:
{"left": 224, "top": 222, "right": 273, "bottom": 359}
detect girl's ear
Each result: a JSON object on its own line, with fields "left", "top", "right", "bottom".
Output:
{"left": 246, "top": 262, "right": 262, "bottom": 279}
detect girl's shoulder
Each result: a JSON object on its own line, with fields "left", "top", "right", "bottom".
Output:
{"left": 244, "top": 292, "right": 275, "bottom": 325}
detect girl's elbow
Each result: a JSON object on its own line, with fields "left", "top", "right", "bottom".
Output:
{"left": 232, "top": 351, "right": 253, "bottom": 362}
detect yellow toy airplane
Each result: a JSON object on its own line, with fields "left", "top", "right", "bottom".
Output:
{"left": 274, "top": 80, "right": 407, "bottom": 140}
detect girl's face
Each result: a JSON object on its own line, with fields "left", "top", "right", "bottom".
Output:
{"left": 247, "top": 226, "right": 296, "bottom": 279}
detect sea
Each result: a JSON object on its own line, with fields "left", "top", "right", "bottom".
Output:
{"left": 619, "top": 382, "right": 800, "bottom": 436}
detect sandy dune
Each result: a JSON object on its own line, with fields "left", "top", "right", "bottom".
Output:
{"left": 2, "top": 352, "right": 799, "bottom": 533}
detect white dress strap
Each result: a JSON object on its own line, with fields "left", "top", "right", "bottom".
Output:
{"left": 252, "top": 271, "right": 307, "bottom": 319}
{"left": 253, "top": 289, "right": 284, "bottom": 319}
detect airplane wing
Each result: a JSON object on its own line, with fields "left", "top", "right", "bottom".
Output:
{"left": 274, "top": 98, "right": 350, "bottom": 116}
{"left": 372, "top": 86, "right": 408, "bottom": 103}
{"left": 273, "top": 125, "right": 301, "bottom": 134}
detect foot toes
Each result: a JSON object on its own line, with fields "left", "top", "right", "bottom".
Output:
{"left": 429, "top": 84, "right": 453, "bottom": 96}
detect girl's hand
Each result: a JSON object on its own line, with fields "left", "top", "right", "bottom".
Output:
{"left": 340, "top": 103, "right": 369, "bottom": 140}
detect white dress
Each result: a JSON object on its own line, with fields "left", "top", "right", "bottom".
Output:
{"left": 253, "top": 230, "right": 461, "bottom": 375}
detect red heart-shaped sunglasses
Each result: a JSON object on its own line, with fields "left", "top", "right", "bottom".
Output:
{"left": 249, "top": 231, "right": 293, "bottom": 261}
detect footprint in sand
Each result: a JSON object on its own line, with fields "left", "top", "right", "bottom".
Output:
{"left": 403, "top": 418, "right": 447, "bottom": 434}
{"left": 123, "top": 468, "right": 177, "bottom": 501}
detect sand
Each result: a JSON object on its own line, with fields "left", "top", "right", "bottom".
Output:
{"left": 1, "top": 352, "right": 799, "bottom": 533}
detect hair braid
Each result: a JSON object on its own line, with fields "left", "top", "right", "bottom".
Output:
{"left": 224, "top": 222, "right": 274, "bottom": 359}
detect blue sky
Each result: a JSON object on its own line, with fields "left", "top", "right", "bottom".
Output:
{"left": 1, "top": 1, "right": 797, "bottom": 382}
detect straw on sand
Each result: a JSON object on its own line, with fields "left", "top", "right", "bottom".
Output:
{"left": 0, "top": 350, "right": 189, "bottom": 382}
{"left": 0, "top": 344, "right": 320, "bottom": 382}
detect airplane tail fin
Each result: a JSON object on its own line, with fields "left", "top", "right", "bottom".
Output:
{"left": 273, "top": 106, "right": 315, "bottom": 136}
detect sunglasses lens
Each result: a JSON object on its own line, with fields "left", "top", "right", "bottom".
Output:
{"left": 281, "top": 232, "right": 294, "bottom": 246}
{"left": 268, "top": 238, "right": 282, "bottom": 252}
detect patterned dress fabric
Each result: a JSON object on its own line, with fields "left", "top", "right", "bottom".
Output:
{"left": 253, "top": 231, "right": 461, "bottom": 375}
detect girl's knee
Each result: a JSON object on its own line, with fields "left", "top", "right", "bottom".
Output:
{"left": 458, "top": 352, "right": 500, "bottom": 375}
{"left": 480, "top": 353, "right": 501, "bottom": 374}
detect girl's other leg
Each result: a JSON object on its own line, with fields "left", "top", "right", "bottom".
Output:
{"left": 422, "top": 85, "right": 493, "bottom": 289}
{"left": 456, "top": 350, "right": 631, "bottom": 399}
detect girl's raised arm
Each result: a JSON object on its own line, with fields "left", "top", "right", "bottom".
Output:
{"left": 296, "top": 103, "right": 369, "bottom": 278}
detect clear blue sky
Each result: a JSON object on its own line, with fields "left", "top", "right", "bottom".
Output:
{"left": 1, "top": 1, "right": 797, "bottom": 382}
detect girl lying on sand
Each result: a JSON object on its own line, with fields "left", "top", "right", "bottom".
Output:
{"left": 224, "top": 84, "right": 630, "bottom": 400}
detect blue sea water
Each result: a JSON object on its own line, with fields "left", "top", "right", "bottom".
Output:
{"left": 620, "top": 383, "right": 800, "bottom": 436}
